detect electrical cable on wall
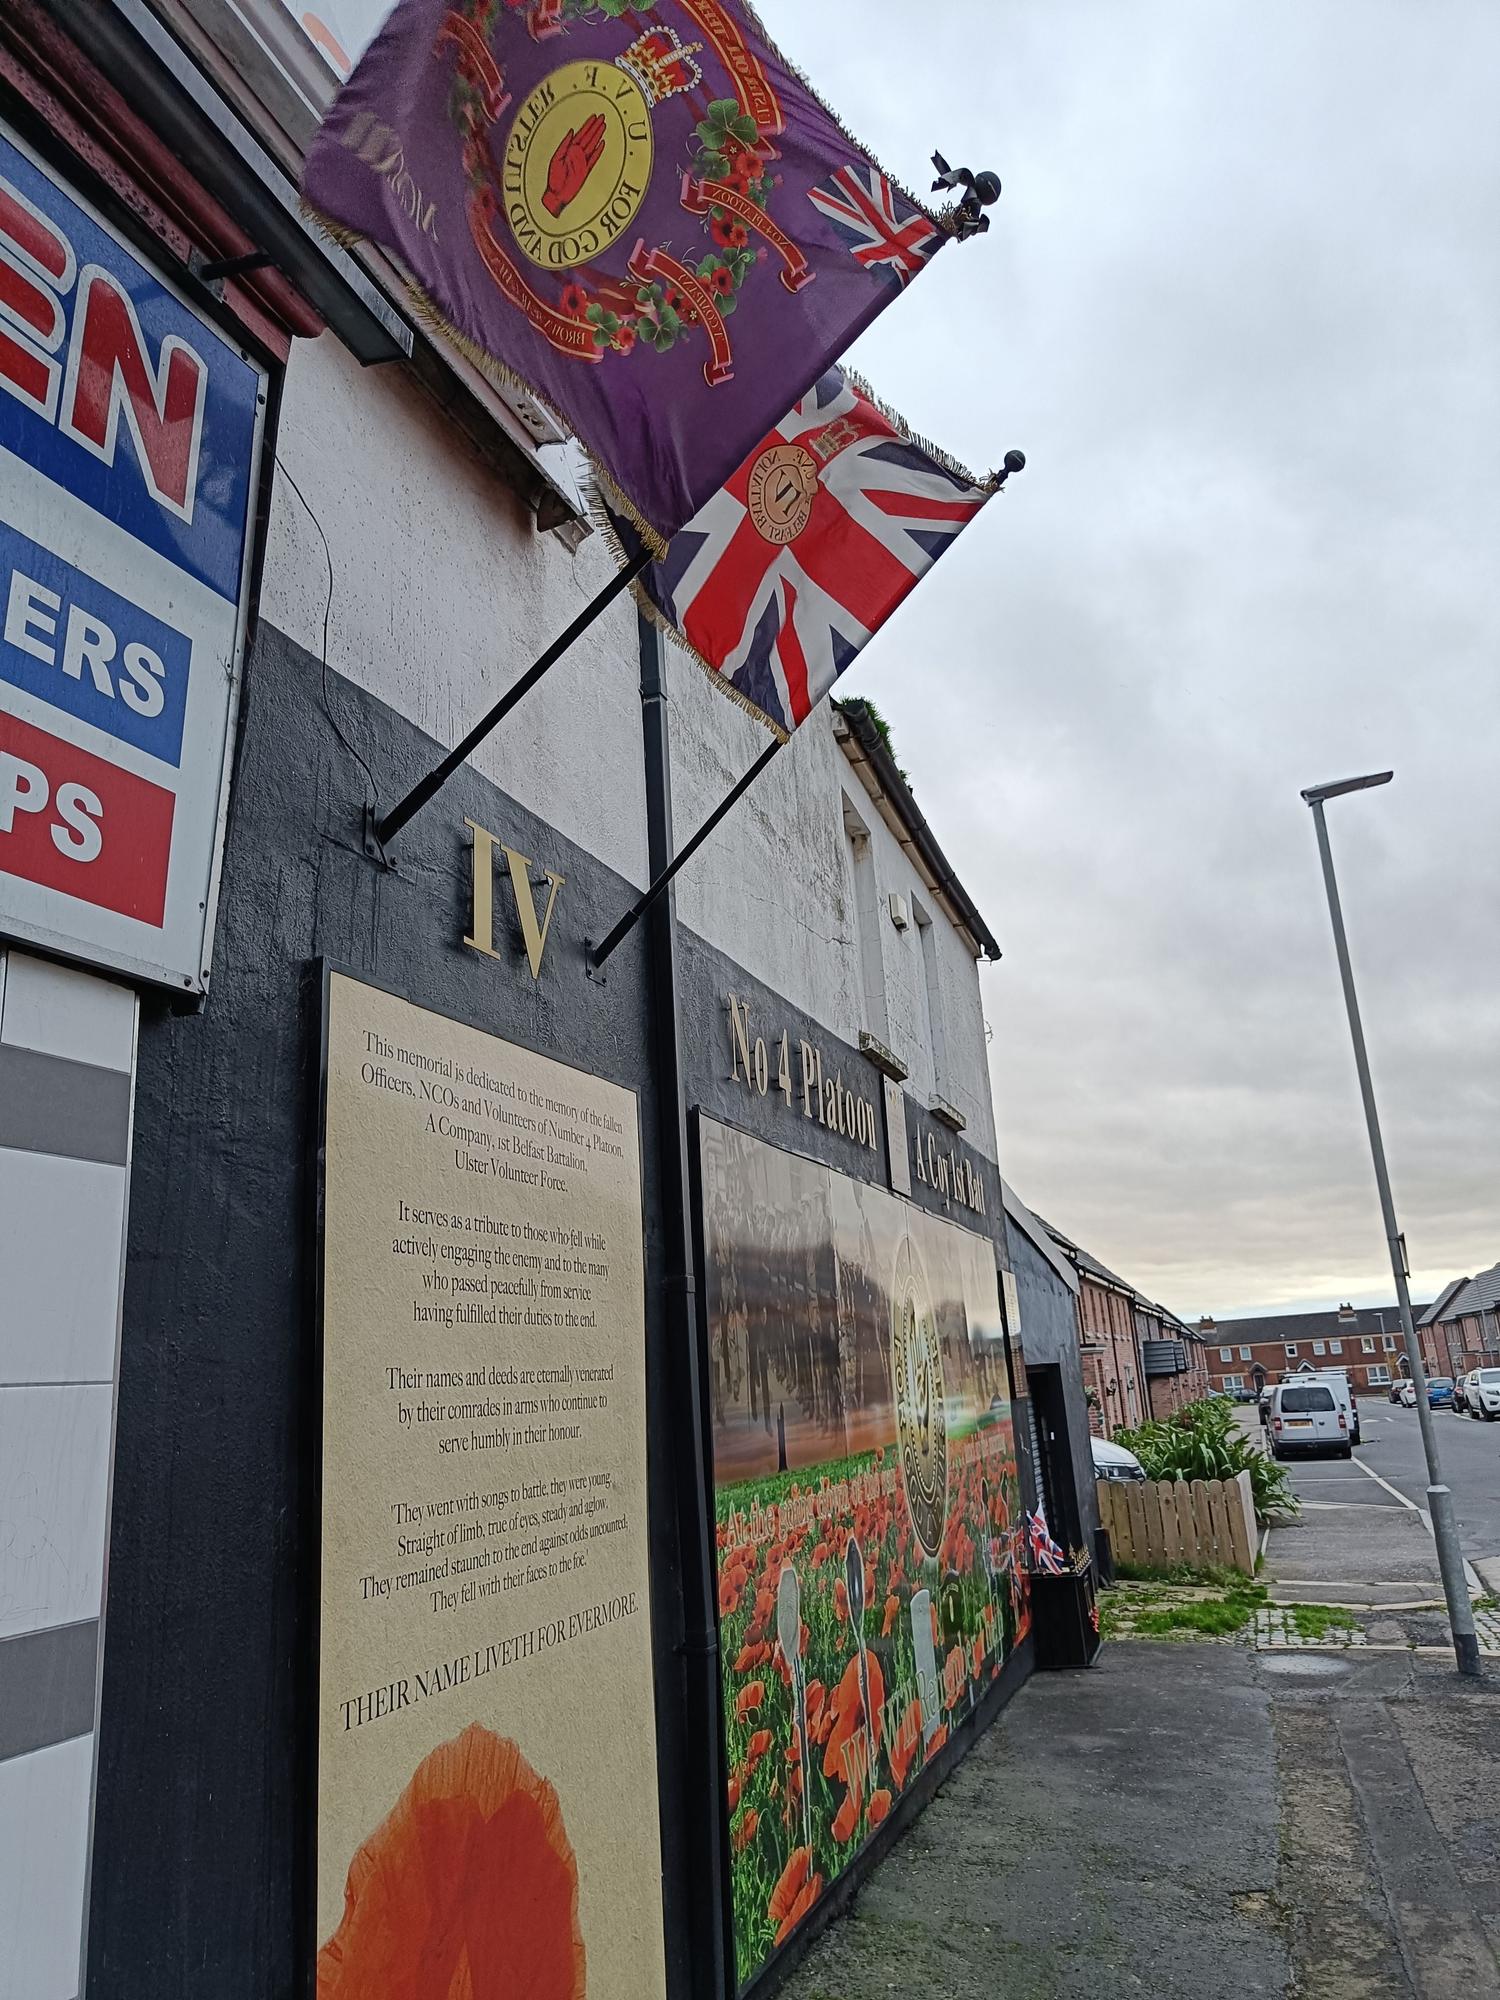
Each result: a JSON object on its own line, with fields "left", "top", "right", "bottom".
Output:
{"left": 274, "top": 457, "right": 379, "bottom": 809}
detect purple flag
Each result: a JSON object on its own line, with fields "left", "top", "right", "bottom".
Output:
{"left": 303, "top": 0, "right": 951, "bottom": 547}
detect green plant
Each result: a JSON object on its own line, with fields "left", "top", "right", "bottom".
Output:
{"left": 843, "top": 698, "right": 911, "bottom": 785}
{"left": 1114, "top": 1398, "right": 1297, "bottom": 1525}
{"left": 1288, "top": 1602, "right": 1360, "bottom": 1641}
{"left": 1132, "top": 1596, "right": 1258, "bottom": 1638}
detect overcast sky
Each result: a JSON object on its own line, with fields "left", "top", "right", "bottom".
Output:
{"left": 756, "top": 0, "right": 1500, "bottom": 1320}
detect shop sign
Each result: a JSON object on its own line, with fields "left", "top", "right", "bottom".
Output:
{"left": 0, "top": 121, "right": 264, "bottom": 991}
{"left": 725, "top": 991, "right": 878, "bottom": 1152}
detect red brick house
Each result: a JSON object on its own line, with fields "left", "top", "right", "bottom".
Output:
{"left": 1033, "top": 1222, "right": 1146, "bottom": 1436}
{"left": 1196, "top": 1303, "right": 1431, "bottom": 1396}
{"left": 1418, "top": 1264, "right": 1500, "bottom": 1383}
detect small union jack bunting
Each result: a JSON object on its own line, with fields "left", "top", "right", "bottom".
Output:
{"left": 1027, "top": 1508, "right": 1069, "bottom": 1576}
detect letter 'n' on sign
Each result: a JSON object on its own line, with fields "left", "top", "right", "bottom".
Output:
{"left": 464, "top": 818, "right": 565, "bottom": 980}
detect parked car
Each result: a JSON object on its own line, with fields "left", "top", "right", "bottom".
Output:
{"left": 1463, "top": 1368, "right": 1500, "bottom": 1422}
{"left": 1091, "top": 1437, "right": 1147, "bottom": 1483}
{"left": 1388, "top": 1378, "right": 1407, "bottom": 1403}
{"left": 1400, "top": 1381, "right": 1418, "bottom": 1407}
{"left": 1268, "top": 1380, "right": 1351, "bottom": 1460}
{"left": 1452, "top": 1373, "right": 1469, "bottom": 1413}
{"left": 1427, "top": 1376, "right": 1455, "bottom": 1409}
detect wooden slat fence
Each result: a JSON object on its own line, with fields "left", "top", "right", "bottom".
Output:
{"left": 1096, "top": 1470, "right": 1256, "bottom": 1575}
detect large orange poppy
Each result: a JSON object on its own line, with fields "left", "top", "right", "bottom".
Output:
{"left": 820, "top": 1652, "right": 885, "bottom": 1787}
{"left": 317, "top": 1724, "right": 585, "bottom": 1999}
{"left": 768, "top": 1847, "right": 823, "bottom": 1946}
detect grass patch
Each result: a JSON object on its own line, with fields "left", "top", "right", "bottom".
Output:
{"left": 1103, "top": 1571, "right": 1268, "bottom": 1642}
{"left": 1473, "top": 1594, "right": 1499, "bottom": 1613}
{"left": 1287, "top": 1602, "right": 1360, "bottom": 1640}
{"left": 1133, "top": 1597, "right": 1261, "bottom": 1638}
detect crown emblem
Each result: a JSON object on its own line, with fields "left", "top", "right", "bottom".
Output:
{"left": 615, "top": 27, "right": 703, "bottom": 107}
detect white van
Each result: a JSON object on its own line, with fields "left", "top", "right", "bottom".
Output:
{"left": 1295, "top": 1368, "right": 1360, "bottom": 1446}
{"left": 1268, "top": 1379, "right": 1351, "bottom": 1460}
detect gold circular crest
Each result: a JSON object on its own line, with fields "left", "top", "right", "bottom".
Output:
{"left": 889, "top": 1237, "right": 947, "bottom": 1561}
{"left": 746, "top": 444, "right": 820, "bottom": 545}
{"left": 503, "top": 60, "right": 654, "bottom": 270}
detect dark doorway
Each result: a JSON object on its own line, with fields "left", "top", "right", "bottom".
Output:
{"left": 1027, "top": 1364, "right": 1083, "bottom": 1552}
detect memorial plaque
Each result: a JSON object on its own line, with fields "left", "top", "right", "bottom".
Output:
{"left": 317, "top": 971, "right": 665, "bottom": 1998}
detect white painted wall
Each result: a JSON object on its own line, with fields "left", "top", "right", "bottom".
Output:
{"left": 261, "top": 334, "right": 999, "bottom": 1163}
{"left": 262, "top": 334, "right": 649, "bottom": 888}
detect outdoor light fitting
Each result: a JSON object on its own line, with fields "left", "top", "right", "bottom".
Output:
{"left": 1300, "top": 771, "right": 1394, "bottom": 805}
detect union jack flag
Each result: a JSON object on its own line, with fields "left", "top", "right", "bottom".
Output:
{"left": 1027, "top": 1508, "right": 1068, "bottom": 1576}
{"left": 626, "top": 371, "right": 992, "bottom": 736}
{"left": 808, "top": 165, "right": 941, "bottom": 288}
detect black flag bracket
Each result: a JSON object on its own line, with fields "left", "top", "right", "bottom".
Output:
{"left": 587, "top": 734, "right": 783, "bottom": 975}
{"left": 932, "top": 154, "right": 1002, "bottom": 238}
{"left": 366, "top": 544, "right": 652, "bottom": 863}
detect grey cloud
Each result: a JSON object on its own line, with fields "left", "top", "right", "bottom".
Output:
{"left": 761, "top": 0, "right": 1500, "bottom": 1314}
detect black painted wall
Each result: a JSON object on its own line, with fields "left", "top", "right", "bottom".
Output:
{"left": 90, "top": 623, "right": 695, "bottom": 1998}
{"left": 89, "top": 620, "right": 1058, "bottom": 1997}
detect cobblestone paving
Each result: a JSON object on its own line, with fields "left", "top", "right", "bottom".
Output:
{"left": 1254, "top": 1603, "right": 1500, "bottom": 1653}
{"left": 1254, "top": 1607, "right": 1365, "bottom": 1649}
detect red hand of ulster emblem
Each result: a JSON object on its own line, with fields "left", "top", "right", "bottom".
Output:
{"left": 542, "top": 114, "right": 607, "bottom": 217}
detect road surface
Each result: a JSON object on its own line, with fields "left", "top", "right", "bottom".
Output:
{"left": 1353, "top": 1394, "right": 1500, "bottom": 1579}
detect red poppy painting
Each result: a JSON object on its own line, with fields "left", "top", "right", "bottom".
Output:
{"left": 700, "top": 1117, "right": 1028, "bottom": 1985}
{"left": 318, "top": 1725, "right": 586, "bottom": 2000}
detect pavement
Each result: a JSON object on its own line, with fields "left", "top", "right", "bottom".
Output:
{"left": 780, "top": 1641, "right": 1289, "bottom": 2000}
{"left": 779, "top": 1638, "right": 1500, "bottom": 2000}
{"left": 1246, "top": 1400, "right": 1500, "bottom": 1609}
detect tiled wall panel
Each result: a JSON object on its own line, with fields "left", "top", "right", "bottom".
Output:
{"left": 0, "top": 951, "right": 135, "bottom": 2000}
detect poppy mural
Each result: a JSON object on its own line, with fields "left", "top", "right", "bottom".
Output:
{"left": 699, "top": 1117, "right": 1029, "bottom": 1984}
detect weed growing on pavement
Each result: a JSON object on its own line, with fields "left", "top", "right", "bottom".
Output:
{"left": 1473, "top": 1594, "right": 1499, "bottom": 1613}
{"left": 1101, "top": 1573, "right": 1267, "bottom": 1642}
{"left": 1285, "top": 1603, "right": 1360, "bottom": 1641}
{"left": 1133, "top": 1598, "right": 1258, "bottom": 1638}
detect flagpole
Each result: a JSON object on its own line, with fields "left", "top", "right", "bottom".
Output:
{"left": 588, "top": 734, "right": 782, "bottom": 970}
{"left": 371, "top": 547, "right": 651, "bottom": 853}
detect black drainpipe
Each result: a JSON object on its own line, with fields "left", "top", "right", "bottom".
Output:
{"left": 638, "top": 611, "right": 732, "bottom": 1998}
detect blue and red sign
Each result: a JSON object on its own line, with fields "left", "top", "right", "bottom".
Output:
{"left": 0, "top": 120, "right": 265, "bottom": 989}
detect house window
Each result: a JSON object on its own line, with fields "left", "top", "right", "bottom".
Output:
{"left": 1224, "top": 1375, "right": 1245, "bottom": 1393}
{"left": 1362, "top": 1338, "right": 1375, "bottom": 1353}
{"left": 1368, "top": 1365, "right": 1391, "bottom": 1386}
{"left": 912, "top": 898, "right": 950, "bottom": 1105}
{"left": 1285, "top": 1345, "right": 1298, "bottom": 1358}
{"left": 1239, "top": 1346, "right": 1251, "bottom": 1360}
{"left": 1383, "top": 1335, "right": 1397, "bottom": 1351}
{"left": 1219, "top": 1347, "right": 1233, "bottom": 1362}
{"left": 1312, "top": 1341, "right": 1326, "bottom": 1356}
{"left": 1329, "top": 1340, "right": 1342, "bottom": 1355}
{"left": 842, "top": 798, "right": 889, "bottom": 1044}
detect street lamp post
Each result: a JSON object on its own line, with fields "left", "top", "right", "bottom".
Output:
{"left": 1301, "top": 772, "right": 1480, "bottom": 1678}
